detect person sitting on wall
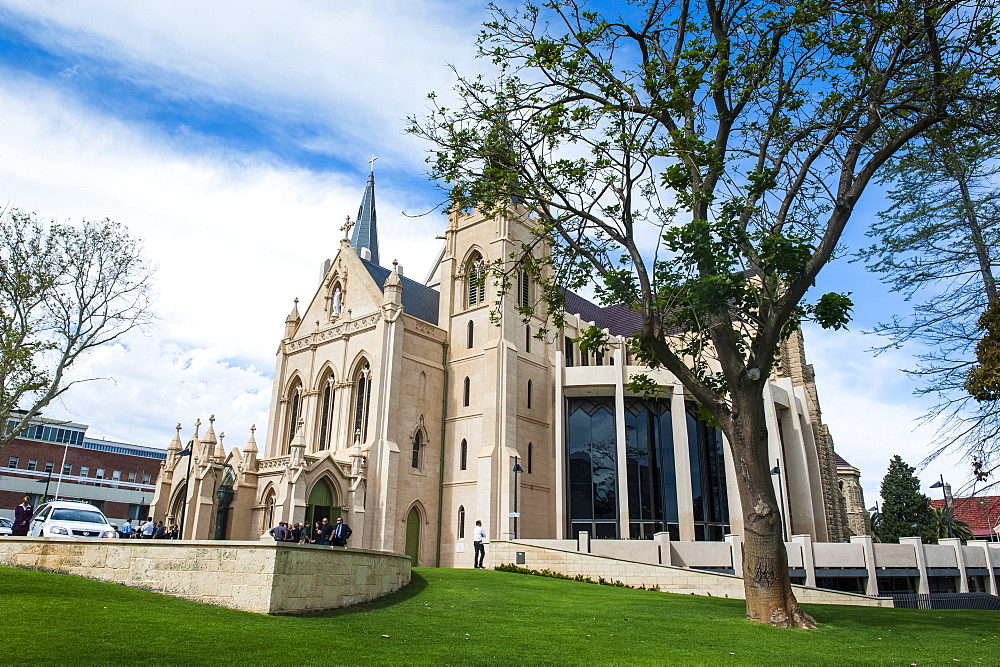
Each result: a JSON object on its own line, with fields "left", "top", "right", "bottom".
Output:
{"left": 120, "top": 518, "right": 134, "bottom": 539}
{"left": 12, "top": 496, "right": 33, "bottom": 536}
{"left": 141, "top": 518, "right": 157, "bottom": 539}
{"left": 152, "top": 521, "right": 166, "bottom": 539}
{"left": 332, "top": 517, "right": 352, "bottom": 547}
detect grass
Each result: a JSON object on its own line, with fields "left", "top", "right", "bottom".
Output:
{"left": 1, "top": 565, "right": 998, "bottom": 665}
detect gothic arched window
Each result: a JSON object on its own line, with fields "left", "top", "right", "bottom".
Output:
{"left": 318, "top": 371, "right": 335, "bottom": 451}
{"left": 467, "top": 253, "right": 486, "bottom": 307}
{"left": 460, "top": 439, "right": 468, "bottom": 471}
{"left": 286, "top": 380, "right": 302, "bottom": 448}
{"left": 527, "top": 379, "right": 533, "bottom": 410}
{"left": 353, "top": 361, "right": 372, "bottom": 444}
{"left": 517, "top": 268, "right": 530, "bottom": 308}
{"left": 467, "top": 320, "right": 474, "bottom": 349}
{"left": 412, "top": 430, "right": 422, "bottom": 469}
{"left": 527, "top": 442, "right": 533, "bottom": 474}
{"left": 463, "top": 377, "right": 471, "bottom": 407}
{"left": 458, "top": 505, "right": 466, "bottom": 538}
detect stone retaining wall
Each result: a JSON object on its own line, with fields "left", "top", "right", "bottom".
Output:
{"left": 0, "top": 538, "right": 410, "bottom": 614}
{"left": 489, "top": 541, "right": 892, "bottom": 607}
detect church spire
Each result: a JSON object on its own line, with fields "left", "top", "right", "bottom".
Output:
{"left": 350, "top": 157, "right": 379, "bottom": 266}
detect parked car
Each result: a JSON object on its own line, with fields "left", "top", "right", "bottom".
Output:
{"left": 0, "top": 517, "right": 12, "bottom": 536}
{"left": 27, "top": 500, "right": 118, "bottom": 539}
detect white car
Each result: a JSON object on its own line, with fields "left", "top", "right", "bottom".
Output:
{"left": 27, "top": 500, "right": 118, "bottom": 539}
{"left": 0, "top": 517, "right": 12, "bottom": 536}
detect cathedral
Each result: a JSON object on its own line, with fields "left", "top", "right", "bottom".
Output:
{"left": 151, "top": 170, "right": 860, "bottom": 566}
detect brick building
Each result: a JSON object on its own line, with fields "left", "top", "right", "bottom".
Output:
{"left": 1, "top": 413, "right": 164, "bottom": 524}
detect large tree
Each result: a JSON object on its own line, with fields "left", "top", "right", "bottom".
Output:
{"left": 878, "top": 455, "right": 938, "bottom": 543}
{"left": 858, "top": 128, "right": 1000, "bottom": 489}
{"left": 411, "top": 0, "right": 997, "bottom": 627}
{"left": 0, "top": 209, "right": 154, "bottom": 447}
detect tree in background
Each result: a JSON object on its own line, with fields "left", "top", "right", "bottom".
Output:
{"left": 412, "top": 0, "right": 997, "bottom": 627}
{"left": 0, "top": 209, "right": 154, "bottom": 447}
{"left": 929, "top": 506, "right": 975, "bottom": 543}
{"left": 879, "top": 455, "right": 937, "bottom": 544}
{"left": 858, "top": 128, "right": 1000, "bottom": 490}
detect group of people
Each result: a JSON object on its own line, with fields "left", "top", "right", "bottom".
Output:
{"left": 270, "top": 516, "right": 352, "bottom": 547}
{"left": 119, "top": 518, "right": 178, "bottom": 539}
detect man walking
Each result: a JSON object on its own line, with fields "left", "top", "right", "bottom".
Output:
{"left": 332, "top": 517, "right": 352, "bottom": 547}
{"left": 473, "top": 520, "right": 487, "bottom": 569}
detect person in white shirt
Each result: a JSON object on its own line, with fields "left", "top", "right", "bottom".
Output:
{"left": 141, "top": 518, "right": 157, "bottom": 538}
{"left": 473, "top": 520, "right": 487, "bottom": 569}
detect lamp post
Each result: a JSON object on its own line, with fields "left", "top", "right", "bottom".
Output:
{"left": 930, "top": 475, "right": 953, "bottom": 539}
{"left": 175, "top": 441, "right": 194, "bottom": 540}
{"left": 769, "top": 460, "right": 788, "bottom": 542}
{"left": 512, "top": 458, "right": 524, "bottom": 540}
{"left": 36, "top": 470, "right": 54, "bottom": 502}
{"left": 867, "top": 502, "right": 883, "bottom": 542}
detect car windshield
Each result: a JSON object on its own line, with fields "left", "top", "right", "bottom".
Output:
{"left": 0, "top": 518, "right": 11, "bottom": 527}
{"left": 50, "top": 509, "right": 106, "bottom": 524}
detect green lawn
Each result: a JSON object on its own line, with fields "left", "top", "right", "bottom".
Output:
{"left": 1, "top": 565, "right": 997, "bottom": 665}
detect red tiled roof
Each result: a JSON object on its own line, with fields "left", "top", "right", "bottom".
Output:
{"left": 931, "top": 496, "right": 1000, "bottom": 537}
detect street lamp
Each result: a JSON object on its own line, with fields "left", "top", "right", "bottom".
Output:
{"left": 175, "top": 441, "right": 195, "bottom": 540}
{"left": 36, "top": 469, "right": 54, "bottom": 502}
{"left": 512, "top": 458, "right": 524, "bottom": 540}
{"left": 930, "top": 475, "right": 953, "bottom": 539}
{"left": 770, "top": 460, "right": 788, "bottom": 542}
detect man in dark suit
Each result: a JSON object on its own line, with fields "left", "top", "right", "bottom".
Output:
{"left": 332, "top": 517, "right": 352, "bottom": 547}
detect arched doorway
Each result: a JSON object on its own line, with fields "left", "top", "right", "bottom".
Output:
{"left": 405, "top": 506, "right": 421, "bottom": 566}
{"left": 306, "top": 478, "right": 340, "bottom": 529}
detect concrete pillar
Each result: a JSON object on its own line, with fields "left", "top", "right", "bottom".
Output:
{"left": 654, "top": 531, "right": 672, "bottom": 566}
{"left": 725, "top": 533, "right": 743, "bottom": 577}
{"left": 613, "top": 366, "right": 629, "bottom": 538}
{"left": 554, "top": 351, "right": 566, "bottom": 538}
{"left": 850, "top": 534, "right": 880, "bottom": 597}
{"left": 791, "top": 534, "right": 817, "bottom": 588}
{"left": 969, "top": 541, "right": 998, "bottom": 595}
{"left": 940, "top": 538, "right": 969, "bottom": 593}
{"left": 900, "top": 536, "right": 929, "bottom": 594}
{"left": 670, "top": 385, "right": 695, "bottom": 541}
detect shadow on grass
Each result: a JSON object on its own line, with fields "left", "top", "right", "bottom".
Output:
{"left": 292, "top": 570, "right": 431, "bottom": 618}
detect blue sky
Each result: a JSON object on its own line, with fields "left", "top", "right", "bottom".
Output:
{"left": 0, "top": 0, "right": 974, "bottom": 509}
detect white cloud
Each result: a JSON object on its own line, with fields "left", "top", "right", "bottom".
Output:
{"left": 2, "top": 0, "right": 489, "bottom": 167}
{"left": 803, "top": 325, "right": 973, "bottom": 504}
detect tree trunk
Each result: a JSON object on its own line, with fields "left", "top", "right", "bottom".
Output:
{"left": 726, "top": 385, "right": 816, "bottom": 629}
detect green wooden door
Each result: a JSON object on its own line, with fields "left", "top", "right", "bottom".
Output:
{"left": 405, "top": 507, "right": 421, "bottom": 565}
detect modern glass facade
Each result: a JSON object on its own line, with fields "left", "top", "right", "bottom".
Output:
{"left": 566, "top": 396, "right": 730, "bottom": 540}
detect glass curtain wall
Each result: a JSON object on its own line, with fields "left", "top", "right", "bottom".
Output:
{"left": 624, "top": 398, "right": 679, "bottom": 540}
{"left": 567, "top": 397, "right": 618, "bottom": 538}
{"left": 685, "top": 402, "right": 730, "bottom": 540}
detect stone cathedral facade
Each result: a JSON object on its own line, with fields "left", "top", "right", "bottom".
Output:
{"left": 151, "top": 171, "right": 865, "bottom": 566}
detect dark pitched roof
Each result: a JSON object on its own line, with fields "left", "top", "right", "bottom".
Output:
{"left": 350, "top": 170, "right": 379, "bottom": 265}
{"left": 563, "top": 290, "right": 643, "bottom": 337}
{"left": 931, "top": 496, "right": 1000, "bottom": 536}
{"left": 835, "top": 454, "right": 854, "bottom": 468}
{"left": 361, "top": 258, "right": 440, "bottom": 325}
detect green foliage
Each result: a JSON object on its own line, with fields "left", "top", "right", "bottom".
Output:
{"left": 878, "top": 455, "right": 938, "bottom": 544}
{"left": 929, "top": 507, "right": 975, "bottom": 543}
{"left": 965, "top": 300, "right": 1000, "bottom": 402}
{"left": 0, "top": 209, "right": 153, "bottom": 447}
{"left": 4, "top": 565, "right": 1000, "bottom": 664}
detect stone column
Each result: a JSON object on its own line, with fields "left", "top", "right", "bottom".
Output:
{"left": 554, "top": 350, "right": 567, "bottom": 539}
{"left": 900, "top": 536, "right": 929, "bottom": 594}
{"left": 725, "top": 533, "right": 743, "bottom": 577}
{"left": 614, "top": 362, "right": 629, "bottom": 538}
{"left": 670, "top": 385, "right": 695, "bottom": 541}
{"left": 791, "top": 534, "right": 817, "bottom": 588}
{"left": 940, "top": 538, "right": 969, "bottom": 593}
{"left": 850, "top": 534, "right": 880, "bottom": 596}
